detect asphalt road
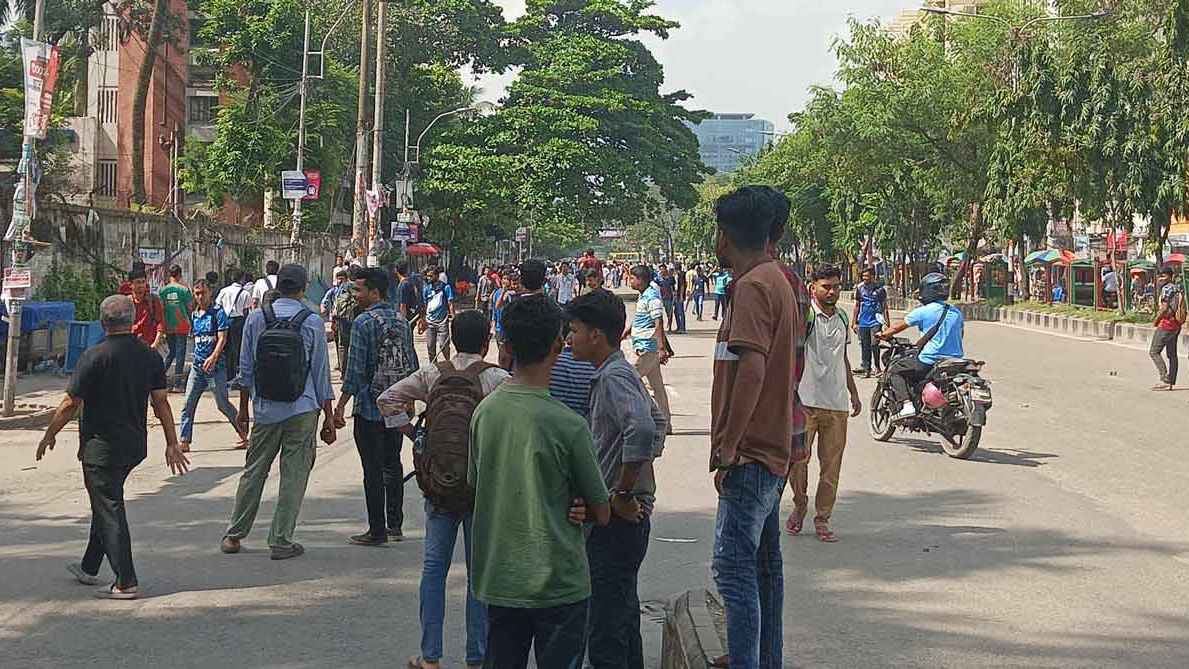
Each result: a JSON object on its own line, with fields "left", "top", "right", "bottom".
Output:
{"left": 2, "top": 298, "right": 1189, "bottom": 667}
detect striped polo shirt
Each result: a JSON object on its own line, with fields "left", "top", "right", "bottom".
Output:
{"left": 549, "top": 348, "right": 596, "bottom": 419}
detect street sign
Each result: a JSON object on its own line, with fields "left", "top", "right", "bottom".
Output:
{"left": 281, "top": 170, "right": 308, "bottom": 200}
{"left": 392, "top": 223, "right": 413, "bottom": 242}
{"left": 515, "top": 226, "right": 528, "bottom": 242}
{"left": 3, "top": 268, "right": 31, "bottom": 289}
{"left": 303, "top": 170, "right": 321, "bottom": 201}
{"left": 138, "top": 247, "right": 166, "bottom": 266}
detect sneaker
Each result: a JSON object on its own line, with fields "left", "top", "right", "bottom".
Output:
{"left": 67, "top": 562, "right": 101, "bottom": 585}
{"left": 270, "top": 542, "right": 305, "bottom": 560}
{"left": 348, "top": 532, "right": 387, "bottom": 547}
{"left": 94, "top": 583, "right": 140, "bottom": 600}
{"left": 898, "top": 402, "right": 917, "bottom": 419}
{"left": 220, "top": 537, "right": 241, "bottom": 554}
{"left": 387, "top": 528, "right": 404, "bottom": 542}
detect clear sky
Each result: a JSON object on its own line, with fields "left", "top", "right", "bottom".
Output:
{"left": 477, "top": 0, "right": 914, "bottom": 131}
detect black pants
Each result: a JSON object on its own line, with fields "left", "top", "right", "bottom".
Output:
{"left": 335, "top": 319, "right": 353, "bottom": 372}
{"left": 1150, "top": 329, "right": 1179, "bottom": 385}
{"left": 484, "top": 599, "right": 589, "bottom": 669}
{"left": 226, "top": 316, "right": 245, "bottom": 386}
{"left": 81, "top": 462, "right": 138, "bottom": 588}
{"left": 858, "top": 326, "right": 881, "bottom": 371}
{"left": 888, "top": 357, "right": 932, "bottom": 404}
{"left": 587, "top": 515, "right": 651, "bottom": 669}
{"left": 353, "top": 416, "right": 404, "bottom": 535}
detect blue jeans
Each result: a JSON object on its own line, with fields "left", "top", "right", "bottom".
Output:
{"left": 420, "top": 500, "right": 486, "bottom": 665}
{"left": 675, "top": 297, "right": 687, "bottom": 332}
{"left": 712, "top": 463, "right": 785, "bottom": 669}
{"left": 692, "top": 292, "right": 705, "bottom": 319}
{"left": 163, "top": 334, "right": 187, "bottom": 384}
{"left": 714, "top": 293, "right": 725, "bottom": 319}
{"left": 179, "top": 363, "right": 238, "bottom": 443}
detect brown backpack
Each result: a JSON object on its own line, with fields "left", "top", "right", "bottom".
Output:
{"left": 413, "top": 360, "right": 496, "bottom": 513}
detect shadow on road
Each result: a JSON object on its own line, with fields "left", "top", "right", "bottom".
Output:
{"left": 891, "top": 437, "right": 1059, "bottom": 468}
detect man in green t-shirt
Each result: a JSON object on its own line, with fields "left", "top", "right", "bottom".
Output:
{"left": 159, "top": 264, "right": 194, "bottom": 391}
{"left": 468, "top": 294, "right": 610, "bottom": 668}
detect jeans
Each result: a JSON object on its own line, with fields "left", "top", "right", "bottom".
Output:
{"left": 712, "top": 463, "right": 785, "bottom": 669}
{"left": 888, "top": 356, "right": 932, "bottom": 404}
{"left": 420, "top": 500, "right": 486, "bottom": 664}
{"left": 714, "top": 293, "right": 725, "bottom": 319}
{"left": 225, "top": 410, "right": 319, "bottom": 548}
{"left": 226, "top": 317, "right": 245, "bottom": 387}
{"left": 483, "top": 599, "right": 589, "bottom": 669}
{"left": 675, "top": 297, "right": 687, "bottom": 332}
{"left": 335, "top": 318, "right": 353, "bottom": 372}
{"left": 179, "top": 363, "right": 238, "bottom": 443}
{"left": 353, "top": 416, "right": 405, "bottom": 536}
{"left": 427, "top": 320, "right": 451, "bottom": 362}
{"left": 1150, "top": 329, "right": 1180, "bottom": 385}
{"left": 163, "top": 334, "right": 187, "bottom": 384}
{"left": 587, "top": 516, "right": 651, "bottom": 669}
{"left": 81, "top": 461, "right": 138, "bottom": 588}
{"left": 692, "top": 292, "right": 705, "bottom": 319}
{"left": 857, "top": 325, "right": 881, "bottom": 371}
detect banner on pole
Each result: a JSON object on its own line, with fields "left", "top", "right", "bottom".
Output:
{"left": 281, "top": 170, "right": 308, "bottom": 200}
{"left": 21, "top": 39, "right": 60, "bottom": 139}
{"left": 302, "top": 171, "right": 321, "bottom": 200}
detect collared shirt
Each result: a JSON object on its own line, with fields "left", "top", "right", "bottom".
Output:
{"left": 799, "top": 299, "right": 851, "bottom": 412}
{"left": 130, "top": 292, "right": 165, "bottom": 345}
{"left": 589, "top": 350, "right": 665, "bottom": 515}
{"left": 238, "top": 297, "right": 334, "bottom": 425}
{"left": 343, "top": 302, "right": 417, "bottom": 422}
{"left": 216, "top": 282, "right": 252, "bottom": 318}
{"left": 551, "top": 274, "right": 578, "bottom": 304}
{"left": 631, "top": 283, "right": 664, "bottom": 352}
{"left": 320, "top": 283, "right": 343, "bottom": 315}
{"left": 548, "top": 348, "right": 596, "bottom": 419}
{"left": 377, "top": 352, "right": 510, "bottom": 427}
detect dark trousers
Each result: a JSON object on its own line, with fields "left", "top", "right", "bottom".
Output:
{"left": 81, "top": 462, "right": 138, "bottom": 588}
{"left": 858, "top": 326, "right": 881, "bottom": 371}
{"left": 163, "top": 334, "right": 187, "bottom": 384}
{"left": 714, "top": 293, "right": 725, "bottom": 319}
{"left": 888, "top": 356, "right": 932, "bottom": 404}
{"left": 226, "top": 316, "right": 245, "bottom": 386}
{"left": 587, "top": 516, "right": 651, "bottom": 669}
{"left": 674, "top": 296, "right": 687, "bottom": 332}
{"left": 483, "top": 599, "right": 589, "bottom": 669}
{"left": 335, "top": 319, "right": 353, "bottom": 372}
{"left": 1150, "top": 329, "right": 1180, "bottom": 385}
{"left": 353, "top": 416, "right": 404, "bottom": 535}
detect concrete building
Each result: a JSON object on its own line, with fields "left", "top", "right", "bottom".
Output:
{"left": 686, "top": 113, "right": 774, "bottom": 174}
{"left": 886, "top": 0, "right": 988, "bottom": 39}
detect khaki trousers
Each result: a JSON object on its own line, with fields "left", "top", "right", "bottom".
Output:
{"left": 633, "top": 350, "right": 671, "bottom": 424}
{"left": 790, "top": 407, "right": 849, "bottom": 523}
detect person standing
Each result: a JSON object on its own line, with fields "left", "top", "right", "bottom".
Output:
{"left": 36, "top": 295, "right": 189, "bottom": 599}
{"left": 709, "top": 186, "right": 797, "bottom": 669}
{"left": 658, "top": 265, "right": 677, "bottom": 332}
{"left": 334, "top": 268, "right": 419, "bottom": 545}
{"left": 852, "top": 267, "right": 890, "bottom": 377}
{"left": 549, "top": 318, "right": 597, "bottom": 420}
{"left": 332, "top": 267, "right": 361, "bottom": 374}
{"left": 178, "top": 280, "right": 249, "bottom": 453}
{"left": 1151, "top": 265, "right": 1185, "bottom": 391}
{"left": 469, "top": 295, "right": 611, "bottom": 668}
{"left": 585, "top": 266, "right": 606, "bottom": 293}
{"left": 215, "top": 269, "right": 253, "bottom": 387}
{"left": 550, "top": 261, "right": 578, "bottom": 305}
{"left": 421, "top": 266, "right": 456, "bottom": 363}
{"left": 378, "top": 311, "right": 510, "bottom": 669}
{"left": 674, "top": 261, "right": 688, "bottom": 334}
{"left": 788, "top": 266, "right": 862, "bottom": 543}
{"left": 712, "top": 267, "right": 733, "bottom": 320}
{"left": 159, "top": 264, "right": 194, "bottom": 391}
{"left": 566, "top": 289, "right": 666, "bottom": 669}
{"left": 128, "top": 267, "right": 165, "bottom": 351}
{"left": 691, "top": 265, "right": 708, "bottom": 321}
{"left": 625, "top": 265, "right": 672, "bottom": 430}
{"left": 477, "top": 266, "right": 496, "bottom": 319}
{"left": 321, "top": 268, "right": 349, "bottom": 320}
{"left": 221, "top": 265, "right": 337, "bottom": 560}
{"left": 252, "top": 259, "right": 280, "bottom": 309}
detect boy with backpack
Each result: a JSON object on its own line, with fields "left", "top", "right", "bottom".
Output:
{"left": 1151, "top": 264, "right": 1186, "bottom": 391}
{"left": 333, "top": 267, "right": 419, "bottom": 545}
{"left": 221, "top": 264, "right": 337, "bottom": 561}
{"left": 332, "top": 267, "right": 361, "bottom": 374}
{"left": 378, "top": 310, "right": 509, "bottom": 669}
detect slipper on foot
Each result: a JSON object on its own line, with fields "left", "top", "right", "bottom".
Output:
{"left": 67, "top": 563, "right": 101, "bottom": 585}
{"left": 95, "top": 584, "right": 140, "bottom": 600}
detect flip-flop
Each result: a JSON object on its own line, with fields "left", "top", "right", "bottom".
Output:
{"left": 94, "top": 584, "right": 140, "bottom": 600}
{"left": 815, "top": 522, "right": 839, "bottom": 543}
{"left": 785, "top": 508, "right": 807, "bottom": 535}
{"left": 407, "top": 656, "right": 439, "bottom": 669}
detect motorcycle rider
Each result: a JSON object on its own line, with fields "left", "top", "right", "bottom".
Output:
{"left": 877, "top": 273, "right": 965, "bottom": 419}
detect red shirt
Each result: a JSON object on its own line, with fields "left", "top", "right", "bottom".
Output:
{"left": 131, "top": 293, "right": 165, "bottom": 345}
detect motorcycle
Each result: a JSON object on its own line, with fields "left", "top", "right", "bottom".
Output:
{"left": 868, "top": 336, "right": 993, "bottom": 459}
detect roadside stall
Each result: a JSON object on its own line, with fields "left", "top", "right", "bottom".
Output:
{"left": 1024, "top": 249, "right": 1075, "bottom": 304}
{"left": 978, "top": 254, "right": 1009, "bottom": 301}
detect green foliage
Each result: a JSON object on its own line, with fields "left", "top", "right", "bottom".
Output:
{"left": 34, "top": 261, "right": 120, "bottom": 321}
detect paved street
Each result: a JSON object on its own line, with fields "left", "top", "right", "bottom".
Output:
{"left": 3, "top": 302, "right": 1189, "bottom": 667}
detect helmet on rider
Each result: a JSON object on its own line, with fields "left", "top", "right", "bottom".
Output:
{"left": 918, "top": 272, "right": 948, "bottom": 304}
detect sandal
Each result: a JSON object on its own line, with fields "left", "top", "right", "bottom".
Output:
{"left": 94, "top": 583, "right": 140, "bottom": 600}
{"left": 785, "top": 508, "right": 807, "bottom": 535}
{"left": 815, "top": 521, "right": 839, "bottom": 543}
{"left": 407, "top": 657, "right": 439, "bottom": 669}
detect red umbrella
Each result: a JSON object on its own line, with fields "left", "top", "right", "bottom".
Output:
{"left": 405, "top": 243, "right": 440, "bottom": 256}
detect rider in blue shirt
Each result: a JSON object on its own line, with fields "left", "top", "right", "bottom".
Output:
{"left": 878, "top": 273, "right": 964, "bottom": 419}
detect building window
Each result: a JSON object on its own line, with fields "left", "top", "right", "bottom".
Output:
{"left": 189, "top": 96, "right": 217, "bottom": 124}
{"left": 96, "top": 15, "right": 119, "bottom": 52}
{"left": 96, "top": 160, "right": 117, "bottom": 198}
{"left": 97, "top": 87, "right": 117, "bottom": 124}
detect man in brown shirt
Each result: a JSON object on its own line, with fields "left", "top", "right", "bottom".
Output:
{"left": 709, "top": 185, "right": 797, "bottom": 669}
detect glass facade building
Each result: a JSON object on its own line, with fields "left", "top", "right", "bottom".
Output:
{"left": 686, "top": 113, "right": 775, "bottom": 174}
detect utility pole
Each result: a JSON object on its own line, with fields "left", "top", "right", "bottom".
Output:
{"left": 351, "top": 0, "right": 373, "bottom": 264}
{"left": 369, "top": 1, "right": 387, "bottom": 266}
{"left": 290, "top": 10, "right": 312, "bottom": 247}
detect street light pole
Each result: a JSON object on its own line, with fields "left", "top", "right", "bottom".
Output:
{"left": 369, "top": 1, "right": 388, "bottom": 265}
{"left": 351, "top": 0, "right": 373, "bottom": 263}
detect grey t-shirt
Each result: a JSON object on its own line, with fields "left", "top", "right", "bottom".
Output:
{"left": 588, "top": 350, "right": 667, "bottom": 514}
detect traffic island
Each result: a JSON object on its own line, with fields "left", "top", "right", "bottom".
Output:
{"left": 662, "top": 588, "right": 727, "bottom": 669}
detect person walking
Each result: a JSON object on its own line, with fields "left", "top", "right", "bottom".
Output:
{"left": 178, "top": 279, "right": 249, "bottom": 453}
{"left": 252, "top": 259, "right": 280, "bottom": 309}
{"left": 378, "top": 310, "right": 510, "bottom": 669}
{"left": 128, "top": 267, "right": 165, "bottom": 351}
{"left": 788, "top": 266, "right": 862, "bottom": 543}
{"left": 711, "top": 266, "right": 732, "bottom": 320}
{"left": 36, "top": 295, "right": 189, "bottom": 599}
{"left": 421, "top": 266, "right": 456, "bottom": 362}
{"left": 1151, "top": 265, "right": 1185, "bottom": 391}
{"left": 321, "top": 268, "right": 349, "bottom": 320}
{"left": 221, "top": 264, "right": 337, "bottom": 560}
{"left": 852, "top": 267, "right": 889, "bottom": 377}
{"left": 468, "top": 295, "right": 611, "bottom": 668}
{"left": 159, "top": 264, "right": 194, "bottom": 391}
{"left": 477, "top": 266, "right": 496, "bottom": 319}
{"left": 550, "top": 261, "right": 579, "bottom": 306}
{"left": 334, "top": 267, "right": 419, "bottom": 545}
{"left": 709, "top": 186, "right": 798, "bottom": 669}
{"left": 215, "top": 269, "right": 253, "bottom": 387}
{"left": 625, "top": 265, "right": 672, "bottom": 431}
{"left": 566, "top": 289, "right": 666, "bottom": 669}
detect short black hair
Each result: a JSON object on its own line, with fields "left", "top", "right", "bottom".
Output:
{"left": 566, "top": 289, "right": 626, "bottom": 347}
{"left": 169, "top": 264, "right": 182, "bottom": 278}
{"left": 265, "top": 259, "right": 280, "bottom": 275}
{"left": 716, "top": 185, "right": 776, "bottom": 251}
{"left": 811, "top": 265, "right": 842, "bottom": 282}
{"left": 205, "top": 271, "right": 220, "bottom": 286}
{"left": 226, "top": 268, "right": 243, "bottom": 284}
{"left": 451, "top": 310, "right": 490, "bottom": 354}
{"left": 395, "top": 260, "right": 410, "bottom": 276}
{"left": 355, "top": 267, "right": 389, "bottom": 295}
{"left": 520, "top": 259, "right": 546, "bottom": 290}
{"left": 1160, "top": 265, "right": 1176, "bottom": 276}
{"left": 761, "top": 186, "right": 792, "bottom": 243}
{"left": 630, "top": 264, "right": 653, "bottom": 283}
{"left": 128, "top": 267, "right": 147, "bottom": 281}
{"left": 502, "top": 294, "right": 561, "bottom": 366}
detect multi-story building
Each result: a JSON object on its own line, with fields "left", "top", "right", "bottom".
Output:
{"left": 886, "top": 0, "right": 988, "bottom": 39}
{"left": 686, "top": 113, "right": 774, "bottom": 174}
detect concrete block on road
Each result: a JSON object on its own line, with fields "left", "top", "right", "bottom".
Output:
{"left": 662, "top": 588, "right": 726, "bottom": 669}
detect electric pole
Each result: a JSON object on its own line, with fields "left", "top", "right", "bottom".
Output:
{"left": 369, "top": 0, "right": 387, "bottom": 266}
{"left": 290, "top": 10, "right": 311, "bottom": 247}
{"left": 351, "top": 0, "right": 373, "bottom": 263}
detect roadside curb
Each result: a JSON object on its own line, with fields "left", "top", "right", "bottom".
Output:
{"left": 662, "top": 588, "right": 726, "bottom": 669}
{"left": 0, "top": 404, "right": 57, "bottom": 431}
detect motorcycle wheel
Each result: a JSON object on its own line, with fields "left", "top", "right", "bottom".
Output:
{"left": 941, "top": 424, "right": 981, "bottom": 459}
{"left": 869, "top": 383, "right": 897, "bottom": 442}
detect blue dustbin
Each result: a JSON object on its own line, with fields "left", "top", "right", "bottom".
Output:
{"left": 64, "top": 321, "right": 105, "bottom": 373}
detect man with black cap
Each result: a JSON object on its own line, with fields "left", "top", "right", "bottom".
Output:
{"left": 221, "top": 264, "right": 337, "bottom": 560}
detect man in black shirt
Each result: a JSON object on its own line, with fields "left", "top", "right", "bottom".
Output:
{"left": 36, "top": 295, "right": 189, "bottom": 600}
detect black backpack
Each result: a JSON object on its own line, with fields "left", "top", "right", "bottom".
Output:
{"left": 255, "top": 304, "right": 313, "bottom": 402}
{"left": 260, "top": 276, "right": 280, "bottom": 311}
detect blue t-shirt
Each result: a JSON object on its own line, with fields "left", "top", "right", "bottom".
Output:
{"left": 855, "top": 282, "right": 888, "bottom": 328}
{"left": 422, "top": 281, "right": 455, "bottom": 324}
{"left": 631, "top": 284, "right": 665, "bottom": 353}
{"left": 713, "top": 272, "right": 732, "bottom": 295}
{"left": 905, "top": 302, "right": 964, "bottom": 365}
{"left": 191, "top": 305, "right": 229, "bottom": 368}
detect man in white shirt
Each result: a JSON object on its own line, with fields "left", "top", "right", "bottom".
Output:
{"left": 215, "top": 268, "right": 253, "bottom": 387}
{"left": 550, "top": 261, "right": 578, "bottom": 305}
{"left": 788, "top": 265, "right": 861, "bottom": 544}
{"left": 252, "top": 259, "right": 280, "bottom": 309}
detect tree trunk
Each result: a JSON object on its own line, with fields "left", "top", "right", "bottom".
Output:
{"left": 950, "top": 202, "right": 984, "bottom": 300}
{"left": 130, "top": 0, "right": 168, "bottom": 206}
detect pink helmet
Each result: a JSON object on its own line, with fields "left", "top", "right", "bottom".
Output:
{"left": 921, "top": 382, "right": 947, "bottom": 409}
